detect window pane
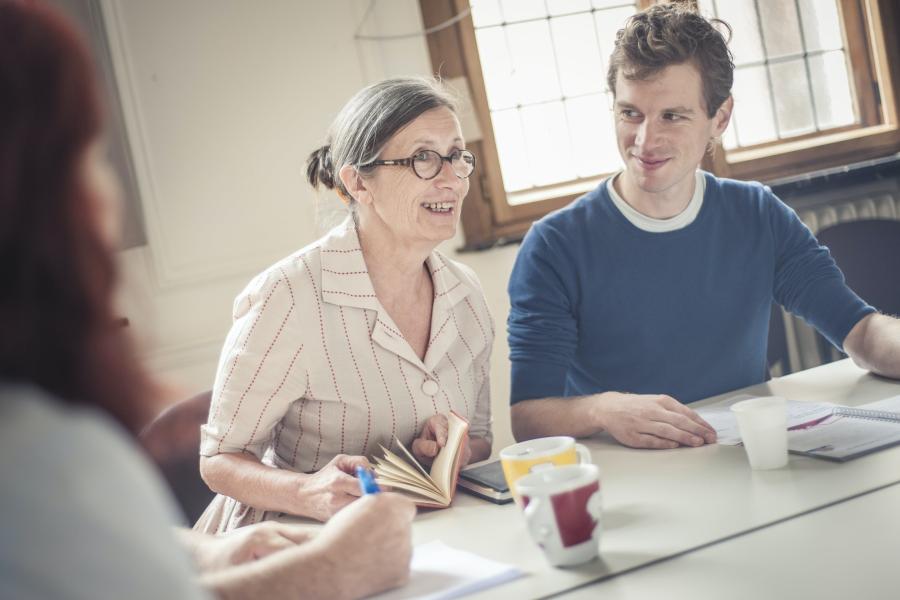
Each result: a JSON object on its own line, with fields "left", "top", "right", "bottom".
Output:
{"left": 594, "top": 6, "right": 637, "bottom": 86}
{"left": 470, "top": 0, "right": 504, "bottom": 28}
{"left": 499, "top": 0, "right": 546, "bottom": 22}
{"left": 475, "top": 27, "right": 518, "bottom": 110}
{"left": 731, "top": 65, "right": 777, "bottom": 146}
{"left": 547, "top": 0, "right": 591, "bottom": 16}
{"left": 798, "top": 0, "right": 843, "bottom": 52}
{"left": 551, "top": 14, "right": 605, "bottom": 97}
{"left": 710, "top": 0, "right": 765, "bottom": 66}
{"left": 769, "top": 59, "right": 815, "bottom": 137}
{"left": 722, "top": 120, "right": 739, "bottom": 151}
{"left": 491, "top": 109, "right": 532, "bottom": 191}
{"left": 592, "top": 0, "right": 633, "bottom": 8}
{"left": 566, "top": 94, "right": 621, "bottom": 178}
{"left": 758, "top": 0, "right": 803, "bottom": 59}
{"left": 520, "top": 101, "right": 577, "bottom": 186}
{"left": 505, "top": 21, "right": 562, "bottom": 104}
{"left": 809, "top": 51, "right": 856, "bottom": 129}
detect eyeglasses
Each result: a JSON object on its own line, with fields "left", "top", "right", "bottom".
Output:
{"left": 361, "top": 149, "right": 476, "bottom": 180}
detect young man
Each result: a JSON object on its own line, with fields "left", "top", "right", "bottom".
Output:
{"left": 507, "top": 4, "right": 900, "bottom": 450}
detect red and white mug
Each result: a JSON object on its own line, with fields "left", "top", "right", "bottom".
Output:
{"left": 516, "top": 463, "right": 602, "bottom": 567}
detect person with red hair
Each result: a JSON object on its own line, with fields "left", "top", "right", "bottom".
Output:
{"left": 0, "top": 3, "right": 414, "bottom": 598}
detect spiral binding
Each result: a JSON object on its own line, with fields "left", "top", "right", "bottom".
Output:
{"left": 833, "top": 406, "right": 900, "bottom": 422}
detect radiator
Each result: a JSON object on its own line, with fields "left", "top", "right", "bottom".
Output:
{"left": 776, "top": 175, "right": 900, "bottom": 374}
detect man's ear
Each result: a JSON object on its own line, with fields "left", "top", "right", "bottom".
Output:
{"left": 712, "top": 95, "right": 734, "bottom": 137}
{"left": 338, "top": 164, "right": 371, "bottom": 205}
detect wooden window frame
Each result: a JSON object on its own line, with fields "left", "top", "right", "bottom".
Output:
{"left": 420, "top": 0, "right": 900, "bottom": 250}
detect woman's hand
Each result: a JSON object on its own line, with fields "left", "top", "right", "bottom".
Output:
{"left": 296, "top": 454, "right": 371, "bottom": 522}
{"left": 410, "top": 414, "right": 473, "bottom": 468}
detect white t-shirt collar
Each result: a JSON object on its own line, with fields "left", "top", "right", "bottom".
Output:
{"left": 606, "top": 171, "right": 705, "bottom": 233}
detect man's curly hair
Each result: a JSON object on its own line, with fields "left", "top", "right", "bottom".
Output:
{"left": 606, "top": 3, "right": 734, "bottom": 117}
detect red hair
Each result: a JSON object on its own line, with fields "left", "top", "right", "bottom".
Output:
{"left": 0, "top": 1, "right": 156, "bottom": 433}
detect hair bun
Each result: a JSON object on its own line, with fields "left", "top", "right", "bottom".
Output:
{"left": 305, "top": 144, "right": 335, "bottom": 190}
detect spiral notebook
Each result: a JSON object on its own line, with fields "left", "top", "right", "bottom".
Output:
{"left": 788, "top": 395, "right": 900, "bottom": 462}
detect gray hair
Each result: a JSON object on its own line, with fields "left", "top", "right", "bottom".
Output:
{"left": 306, "top": 77, "right": 458, "bottom": 204}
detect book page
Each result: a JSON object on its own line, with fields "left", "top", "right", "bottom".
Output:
{"left": 368, "top": 540, "right": 523, "bottom": 600}
{"left": 374, "top": 446, "right": 443, "bottom": 499}
{"left": 429, "top": 412, "right": 469, "bottom": 496}
{"left": 853, "top": 394, "right": 900, "bottom": 416}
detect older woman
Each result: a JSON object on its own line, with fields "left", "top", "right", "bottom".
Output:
{"left": 198, "top": 77, "right": 494, "bottom": 532}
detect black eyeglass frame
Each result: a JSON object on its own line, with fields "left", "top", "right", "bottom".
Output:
{"left": 360, "top": 149, "right": 476, "bottom": 180}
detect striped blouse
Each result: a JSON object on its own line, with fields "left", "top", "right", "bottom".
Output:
{"left": 197, "top": 218, "right": 493, "bottom": 531}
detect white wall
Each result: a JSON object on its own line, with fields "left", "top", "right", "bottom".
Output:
{"left": 106, "top": 0, "right": 518, "bottom": 450}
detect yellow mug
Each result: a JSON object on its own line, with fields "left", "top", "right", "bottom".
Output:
{"left": 500, "top": 436, "right": 592, "bottom": 504}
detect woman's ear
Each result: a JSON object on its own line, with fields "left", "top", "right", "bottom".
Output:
{"left": 338, "top": 164, "right": 371, "bottom": 206}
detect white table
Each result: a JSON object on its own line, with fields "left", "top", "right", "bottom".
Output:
{"left": 557, "top": 481, "right": 900, "bottom": 600}
{"left": 410, "top": 359, "right": 900, "bottom": 599}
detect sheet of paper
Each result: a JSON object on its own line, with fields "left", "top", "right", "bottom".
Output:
{"left": 857, "top": 394, "right": 900, "bottom": 413}
{"left": 369, "top": 540, "right": 524, "bottom": 600}
{"left": 695, "top": 395, "right": 836, "bottom": 446}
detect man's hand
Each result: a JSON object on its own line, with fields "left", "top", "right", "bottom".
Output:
{"left": 595, "top": 393, "right": 717, "bottom": 449}
{"left": 310, "top": 493, "right": 416, "bottom": 598}
{"left": 295, "top": 454, "right": 370, "bottom": 521}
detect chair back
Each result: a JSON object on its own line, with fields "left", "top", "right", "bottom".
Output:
{"left": 139, "top": 390, "right": 214, "bottom": 524}
{"left": 816, "top": 219, "right": 900, "bottom": 315}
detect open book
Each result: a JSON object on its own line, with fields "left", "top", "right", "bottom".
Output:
{"left": 372, "top": 411, "right": 469, "bottom": 508}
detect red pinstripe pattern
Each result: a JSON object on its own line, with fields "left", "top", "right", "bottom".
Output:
{"left": 397, "top": 355, "right": 419, "bottom": 428}
{"left": 311, "top": 386, "right": 324, "bottom": 471}
{"left": 212, "top": 281, "right": 282, "bottom": 424}
{"left": 378, "top": 319, "right": 405, "bottom": 339}
{"left": 429, "top": 313, "right": 452, "bottom": 346}
{"left": 449, "top": 308, "right": 480, "bottom": 395}
{"left": 322, "top": 268, "right": 369, "bottom": 275}
{"left": 445, "top": 353, "right": 469, "bottom": 415}
{"left": 290, "top": 376, "right": 309, "bottom": 466}
{"left": 216, "top": 300, "right": 294, "bottom": 454}
{"left": 323, "top": 290, "right": 378, "bottom": 298}
{"left": 435, "top": 281, "right": 462, "bottom": 297}
{"left": 272, "top": 420, "right": 284, "bottom": 452}
{"left": 339, "top": 306, "right": 372, "bottom": 455}
{"left": 300, "top": 254, "right": 347, "bottom": 458}
{"left": 464, "top": 297, "right": 489, "bottom": 345}
{"left": 241, "top": 344, "right": 303, "bottom": 452}
{"left": 369, "top": 313, "right": 397, "bottom": 451}
{"left": 439, "top": 383, "right": 453, "bottom": 414}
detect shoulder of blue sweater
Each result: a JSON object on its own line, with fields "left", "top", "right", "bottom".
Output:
{"left": 702, "top": 170, "right": 771, "bottom": 194}
{"left": 530, "top": 180, "right": 608, "bottom": 235}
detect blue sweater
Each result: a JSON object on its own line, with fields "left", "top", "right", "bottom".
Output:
{"left": 507, "top": 172, "right": 874, "bottom": 404}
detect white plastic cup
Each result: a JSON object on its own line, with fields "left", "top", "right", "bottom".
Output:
{"left": 731, "top": 396, "right": 788, "bottom": 470}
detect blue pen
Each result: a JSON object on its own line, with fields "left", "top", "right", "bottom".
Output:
{"left": 356, "top": 465, "right": 381, "bottom": 495}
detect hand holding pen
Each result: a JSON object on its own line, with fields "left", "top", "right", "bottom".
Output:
{"left": 356, "top": 465, "right": 381, "bottom": 495}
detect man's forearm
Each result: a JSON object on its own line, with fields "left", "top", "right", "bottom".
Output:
{"left": 203, "top": 537, "right": 367, "bottom": 600}
{"left": 510, "top": 395, "right": 606, "bottom": 441}
{"left": 845, "top": 313, "right": 900, "bottom": 379}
